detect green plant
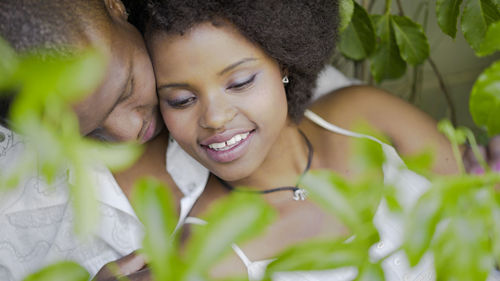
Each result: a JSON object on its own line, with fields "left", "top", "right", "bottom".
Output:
{"left": 0, "top": 38, "right": 143, "bottom": 236}
{"left": 338, "top": 0, "right": 500, "bottom": 128}
{"left": 4, "top": 0, "right": 500, "bottom": 279}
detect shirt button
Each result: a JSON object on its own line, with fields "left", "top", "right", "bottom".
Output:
{"left": 0, "top": 132, "right": 5, "bottom": 142}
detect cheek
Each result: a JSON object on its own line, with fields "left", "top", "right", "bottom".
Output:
{"left": 160, "top": 105, "right": 196, "bottom": 144}
{"left": 251, "top": 80, "right": 288, "bottom": 126}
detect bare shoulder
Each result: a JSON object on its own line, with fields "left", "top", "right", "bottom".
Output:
{"left": 307, "top": 85, "right": 458, "bottom": 174}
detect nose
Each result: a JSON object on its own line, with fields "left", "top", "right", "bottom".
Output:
{"left": 199, "top": 94, "right": 237, "bottom": 130}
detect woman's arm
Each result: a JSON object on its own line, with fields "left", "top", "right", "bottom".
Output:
{"left": 310, "top": 85, "right": 458, "bottom": 174}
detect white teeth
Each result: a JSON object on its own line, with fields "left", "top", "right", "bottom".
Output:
{"left": 226, "top": 137, "right": 237, "bottom": 146}
{"left": 208, "top": 132, "right": 249, "bottom": 151}
{"left": 210, "top": 142, "right": 226, "bottom": 149}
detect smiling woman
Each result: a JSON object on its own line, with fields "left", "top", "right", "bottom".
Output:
{"left": 139, "top": 0, "right": 457, "bottom": 280}
{"left": 150, "top": 22, "right": 289, "bottom": 181}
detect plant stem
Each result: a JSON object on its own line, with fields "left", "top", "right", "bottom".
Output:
{"left": 451, "top": 139, "right": 466, "bottom": 174}
{"left": 464, "top": 128, "right": 490, "bottom": 172}
{"left": 427, "top": 57, "right": 457, "bottom": 126}
{"left": 395, "top": 0, "right": 405, "bottom": 16}
{"left": 385, "top": 0, "right": 392, "bottom": 14}
{"left": 368, "top": 0, "right": 376, "bottom": 12}
{"left": 409, "top": 66, "right": 421, "bottom": 103}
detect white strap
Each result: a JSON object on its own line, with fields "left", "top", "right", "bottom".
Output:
{"left": 185, "top": 216, "right": 207, "bottom": 225}
{"left": 232, "top": 243, "right": 252, "bottom": 267}
{"left": 304, "top": 109, "right": 385, "bottom": 146}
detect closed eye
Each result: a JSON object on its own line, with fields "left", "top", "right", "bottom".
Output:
{"left": 167, "top": 96, "right": 197, "bottom": 108}
{"left": 228, "top": 73, "right": 257, "bottom": 91}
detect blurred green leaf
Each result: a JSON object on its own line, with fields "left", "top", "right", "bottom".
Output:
{"left": 131, "top": 178, "right": 179, "bottom": 281}
{"left": 302, "top": 171, "right": 363, "bottom": 230}
{"left": 434, "top": 218, "right": 493, "bottom": 281}
{"left": 461, "top": 0, "right": 500, "bottom": 52}
{"left": 438, "top": 119, "right": 467, "bottom": 144}
{"left": 70, "top": 166, "right": 99, "bottom": 237}
{"left": 339, "top": 2, "right": 376, "bottom": 60}
{"left": 267, "top": 238, "right": 364, "bottom": 274}
{"left": 492, "top": 207, "right": 500, "bottom": 266}
{"left": 355, "top": 261, "right": 384, "bottom": 281}
{"left": 370, "top": 15, "right": 407, "bottom": 83}
{"left": 478, "top": 20, "right": 500, "bottom": 56}
{"left": 351, "top": 134, "right": 386, "bottom": 175}
{"left": 54, "top": 48, "right": 107, "bottom": 102}
{"left": 469, "top": 60, "right": 500, "bottom": 136}
{"left": 23, "top": 261, "right": 89, "bottom": 281}
{"left": 339, "top": 0, "right": 355, "bottom": 32}
{"left": 183, "top": 192, "right": 275, "bottom": 279}
{"left": 403, "top": 190, "right": 442, "bottom": 266}
{"left": 436, "top": 0, "right": 464, "bottom": 38}
{"left": 401, "top": 149, "right": 435, "bottom": 177}
{"left": 383, "top": 185, "right": 403, "bottom": 213}
{"left": 85, "top": 140, "right": 143, "bottom": 171}
{"left": 391, "top": 15, "right": 430, "bottom": 65}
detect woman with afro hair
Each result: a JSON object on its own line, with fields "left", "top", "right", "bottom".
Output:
{"left": 140, "top": 0, "right": 457, "bottom": 279}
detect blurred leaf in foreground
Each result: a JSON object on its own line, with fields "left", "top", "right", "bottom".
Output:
{"left": 23, "top": 261, "right": 89, "bottom": 281}
{"left": 0, "top": 38, "right": 142, "bottom": 236}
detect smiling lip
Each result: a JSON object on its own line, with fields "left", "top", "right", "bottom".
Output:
{"left": 141, "top": 117, "right": 157, "bottom": 143}
{"left": 201, "top": 130, "right": 255, "bottom": 163}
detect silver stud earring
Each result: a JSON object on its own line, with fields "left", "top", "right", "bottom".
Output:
{"left": 282, "top": 76, "right": 289, "bottom": 84}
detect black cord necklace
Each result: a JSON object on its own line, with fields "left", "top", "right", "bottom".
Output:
{"left": 216, "top": 129, "right": 313, "bottom": 201}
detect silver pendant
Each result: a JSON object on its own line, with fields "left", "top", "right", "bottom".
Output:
{"left": 293, "top": 188, "right": 308, "bottom": 201}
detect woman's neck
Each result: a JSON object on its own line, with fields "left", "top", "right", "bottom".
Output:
{"left": 226, "top": 125, "right": 310, "bottom": 191}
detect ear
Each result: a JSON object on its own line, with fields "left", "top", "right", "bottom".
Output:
{"left": 103, "top": 0, "right": 128, "bottom": 21}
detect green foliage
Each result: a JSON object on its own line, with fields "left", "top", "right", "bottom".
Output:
{"left": 131, "top": 178, "right": 179, "bottom": 281}
{"left": 23, "top": 262, "right": 89, "bottom": 281}
{"left": 436, "top": 0, "right": 464, "bottom": 38}
{"left": 478, "top": 21, "right": 500, "bottom": 55}
{"left": 0, "top": 38, "right": 142, "bottom": 237}
{"left": 462, "top": 0, "right": 500, "bottom": 52}
{"left": 265, "top": 238, "right": 365, "bottom": 273}
{"left": 338, "top": 1, "right": 430, "bottom": 82}
{"left": 4, "top": 1, "right": 500, "bottom": 280}
{"left": 182, "top": 192, "right": 275, "bottom": 280}
{"left": 339, "top": 1, "right": 375, "bottom": 60}
{"left": 370, "top": 14, "right": 407, "bottom": 82}
{"left": 391, "top": 15, "right": 429, "bottom": 65}
{"left": 339, "top": 0, "right": 500, "bottom": 85}
{"left": 130, "top": 178, "right": 276, "bottom": 281}
{"left": 470, "top": 60, "right": 500, "bottom": 136}
{"left": 339, "top": 0, "right": 355, "bottom": 32}
{"left": 263, "top": 136, "right": 388, "bottom": 280}
{"left": 434, "top": 0, "right": 500, "bottom": 56}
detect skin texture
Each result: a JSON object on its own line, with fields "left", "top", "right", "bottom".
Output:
{"left": 72, "top": 0, "right": 162, "bottom": 143}
{"left": 145, "top": 21, "right": 459, "bottom": 278}
{"left": 150, "top": 22, "right": 290, "bottom": 183}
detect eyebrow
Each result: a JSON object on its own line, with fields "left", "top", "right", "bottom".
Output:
{"left": 218, "top": 57, "right": 257, "bottom": 76}
{"left": 157, "top": 58, "right": 257, "bottom": 91}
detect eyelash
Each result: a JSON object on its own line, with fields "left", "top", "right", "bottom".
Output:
{"left": 167, "top": 96, "right": 197, "bottom": 109}
{"left": 228, "top": 73, "right": 257, "bottom": 91}
{"left": 165, "top": 73, "right": 258, "bottom": 109}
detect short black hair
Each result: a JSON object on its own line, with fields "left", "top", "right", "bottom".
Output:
{"left": 142, "top": 0, "right": 338, "bottom": 123}
{"left": 0, "top": 0, "right": 110, "bottom": 53}
{"left": 0, "top": 0, "right": 111, "bottom": 125}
